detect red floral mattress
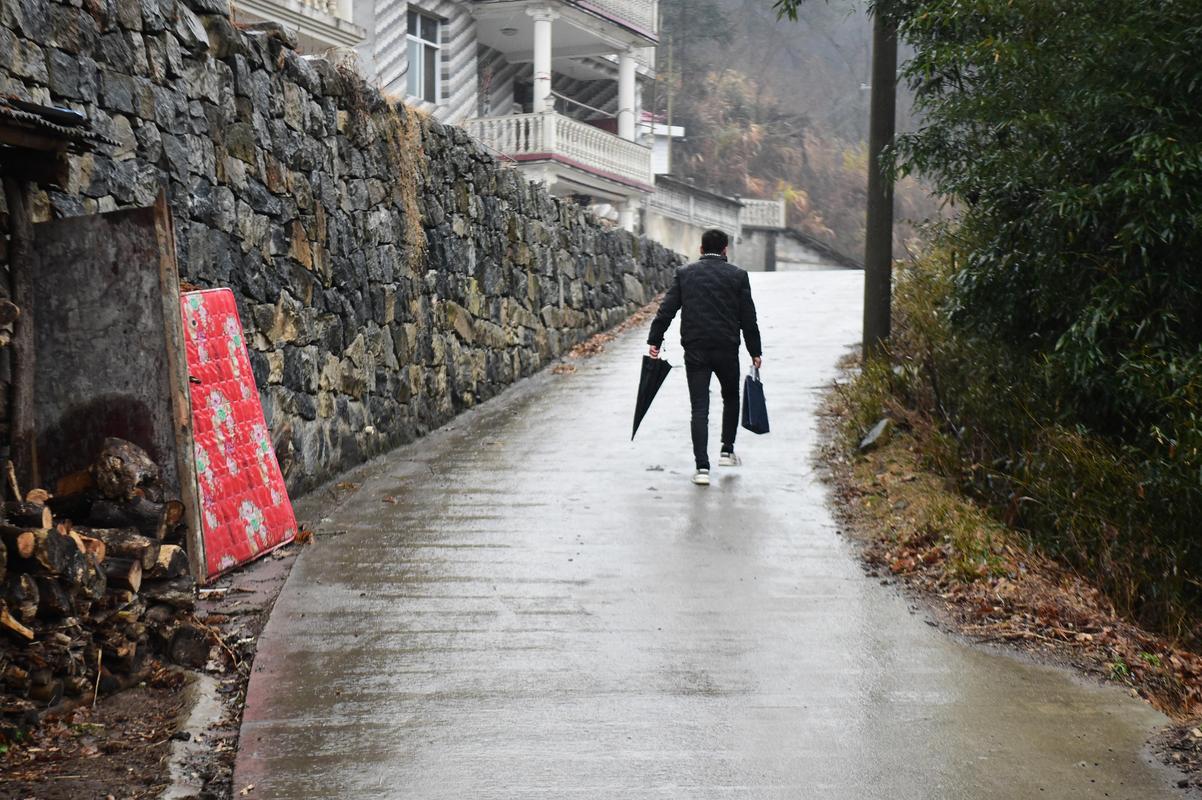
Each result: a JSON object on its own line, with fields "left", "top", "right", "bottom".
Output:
{"left": 181, "top": 289, "right": 297, "bottom": 580}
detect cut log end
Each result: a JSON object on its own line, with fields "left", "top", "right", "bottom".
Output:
{"left": 1, "top": 528, "right": 35, "bottom": 560}
{"left": 101, "top": 557, "right": 142, "bottom": 593}
{"left": 148, "top": 544, "right": 189, "bottom": 581}
{"left": 25, "top": 488, "right": 51, "bottom": 505}
{"left": 74, "top": 527, "right": 157, "bottom": 570}
{"left": 0, "top": 601, "right": 34, "bottom": 640}
{"left": 2, "top": 501, "right": 53, "bottom": 529}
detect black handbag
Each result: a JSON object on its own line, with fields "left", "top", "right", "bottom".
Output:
{"left": 741, "top": 366, "right": 770, "bottom": 435}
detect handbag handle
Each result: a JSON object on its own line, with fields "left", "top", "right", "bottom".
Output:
{"left": 748, "top": 365, "right": 760, "bottom": 382}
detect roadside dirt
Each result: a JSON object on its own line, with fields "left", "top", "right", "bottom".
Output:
{"left": 0, "top": 665, "right": 186, "bottom": 800}
{"left": 0, "top": 544, "right": 302, "bottom": 800}
{"left": 818, "top": 376, "right": 1202, "bottom": 794}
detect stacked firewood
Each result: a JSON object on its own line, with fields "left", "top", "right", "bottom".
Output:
{"left": 0, "top": 438, "right": 203, "bottom": 719}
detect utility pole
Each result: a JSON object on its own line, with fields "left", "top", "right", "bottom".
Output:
{"left": 665, "top": 35, "right": 674, "bottom": 173}
{"left": 862, "top": 11, "right": 897, "bottom": 360}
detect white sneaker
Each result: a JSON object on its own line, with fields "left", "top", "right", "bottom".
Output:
{"left": 692, "top": 469, "right": 711, "bottom": 486}
{"left": 719, "top": 452, "right": 741, "bottom": 467}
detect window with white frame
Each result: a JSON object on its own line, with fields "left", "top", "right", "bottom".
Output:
{"left": 407, "top": 10, "right": 440, "bottom": 104}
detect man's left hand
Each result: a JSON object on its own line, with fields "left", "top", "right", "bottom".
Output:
{"left": 649, "top": 345, "right": 661, "bottom": 359}
{"left": 753, "top": 356, "right": 763, "bottom": 369}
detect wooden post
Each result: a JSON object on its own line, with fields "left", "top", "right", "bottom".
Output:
{"left": 862, "top": 12, "right": 898, "bottom": 361}
{"left": 2, "top": 177, "right": 37, "bottom": 488}
{"left": 151, "top": 193, "right": 205, "bottom": 583}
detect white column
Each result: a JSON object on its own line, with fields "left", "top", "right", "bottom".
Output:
{"left": 528, "top": 8, "right": 558, "bottom": 114}
{"left": 619, "top": 199, "right": 638, "bottom": 232}
{"left": 618, "top": 49, "right": 637, "bottom": 141}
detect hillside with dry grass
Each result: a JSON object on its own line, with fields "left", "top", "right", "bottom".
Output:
{"left": 652, "top": 0, "right": 941, "bottom": 259}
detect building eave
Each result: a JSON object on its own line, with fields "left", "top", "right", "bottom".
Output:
{"left": 236, "top": 0, "right": 366, "bottom": 49}
{"left": 513, "top": 153, "right": 654, "bottom": 195}
{"left": 653, "top": 175, "right": 743, "bottom": 208}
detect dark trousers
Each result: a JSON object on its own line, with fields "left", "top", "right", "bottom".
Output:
{"left": 685, "top": 347, "right": 740, "bottom": 470}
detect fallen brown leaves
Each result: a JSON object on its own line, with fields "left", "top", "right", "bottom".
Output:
{"left": 821, "top": 389, "right": 1202, "bottom": 787}
{"left": 553, "top": 296, "right": 664, "bottom": 367}
{"left": 0, "top": 665, "right": 186, "bottom": 799}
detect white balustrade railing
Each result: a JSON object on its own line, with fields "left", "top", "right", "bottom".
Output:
{"left": 741, "top": 198, "right": 787, "bottom": 229}
{"left": 648, "top": 181, "right": 741, "bottom": 231}
{"left": 465, "top": 114, "right": 548, "bottom": 158}
{"left": 571, "top": 0, "right": 657, "bottom": 34}
{"left": 465, "top": 112, "right": 653, "bottom": 188}
{"left": 250, "top": 0, "right": 355, "bottom": 23}
{"left": 648, "top": 180, "right": 692, "bottom": 218}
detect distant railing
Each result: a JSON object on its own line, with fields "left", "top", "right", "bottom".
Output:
{"left": 741, "top": 198, "right": 787, "bottom": 229}
{"left": 572, "top": 0, "right": 657, "bottom": 35}
{"left": 648, "top": 181, "right": 740, "bottom": 232}
{"left": 465, "top": 112, "right": 653, "bottom": 188}
{"left": 240, "top": 0, "right": 357, "bottom": 27}
{"left": 294, "top": 0, "right": 353, "bottom": 20}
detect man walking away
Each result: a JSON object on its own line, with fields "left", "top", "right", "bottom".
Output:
{"left": 647, "top": 229, "right": 763, "bottom": 486}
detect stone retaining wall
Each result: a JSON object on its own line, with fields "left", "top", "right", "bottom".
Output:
{"left": 0, "top": 0, "right": 680, "bottom": 493}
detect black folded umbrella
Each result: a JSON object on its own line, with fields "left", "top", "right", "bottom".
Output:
{"left": 632, "top": 355, "right": 673, "bottom": 440}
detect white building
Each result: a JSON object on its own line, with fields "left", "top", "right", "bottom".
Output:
{"left": 233, "top": 1, "right": 659, "bottom": 230}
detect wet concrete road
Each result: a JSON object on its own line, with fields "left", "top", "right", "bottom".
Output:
{"left": 236, "top": 271, "right": 1180, "bottom": 799}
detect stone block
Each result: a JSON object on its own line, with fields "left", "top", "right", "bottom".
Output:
{"left": 262, "top": 293, "right": 302, "bottom": 345}
{"left": 266, "top": 350, "right": 284, "bottom": 384}
{"left": 2, "top": 34, "right": 49, "bottom": 83}
{"left": 224, "top": 122, "right": 257, "bottom": 165}
{"left": 101, "top": 70, "right": 137, "bottom": 114}
{"left": 2, "top": 0, "right": 49, "bottom": 39}
{"left": 241, "top": 20, "right": 298, "bottom": 51}
{"left": 200, "top": 13, "right": 245, "bottom": 59}
{"left": 282, "top": 345, "right": 319, "bottom": 393}
{"left": 140, "top": 0, "right": 170, "bottom": 34}
{"left": 625, "top": 271, "right": 644, "bottom": 302}
{"left": 318, "top": 354, "right": 341, "bottom": 392}
{"left": 182, "top": 0, "right": 231, "bottom": 15}
{"left": 47, "top": 5, "right": 97, "bottom": 55}
{"left": 115, "top": 0, "right": 142, "bottom": 31}
{"left": 339, "top": 355, "right": 372, "bottom": 399}
{"left": 46, "top": 48, "right": 81, "bottom": 99}
{"left": 443, "top": 302, "right": 475, "bottom": 344}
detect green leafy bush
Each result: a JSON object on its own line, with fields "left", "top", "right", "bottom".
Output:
{"left": 879, "top": 249, "right": 1202, "bottom": 642}
{"left": 893, "top": 0, "right": 1202, "bottom": 470}
{"left": 826, "top": 0, "right": 1202, "bottom": 641}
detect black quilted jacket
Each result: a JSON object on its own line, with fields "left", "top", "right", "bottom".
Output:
{"left": 647, "top": 254, "right": 762, "bottom": 357}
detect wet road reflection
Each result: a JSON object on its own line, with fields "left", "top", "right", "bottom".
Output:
{"left": 236, "top": 272, "right": 1178, "bottom": 799}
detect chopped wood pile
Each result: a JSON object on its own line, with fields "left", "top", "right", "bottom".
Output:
{"left": 0, "top": 438, "right": 203, "bottom": 723}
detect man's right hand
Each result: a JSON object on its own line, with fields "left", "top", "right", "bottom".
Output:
{"left": 649, "top": 345, "right": 660, "bottom": 359}
{"left": 753, "top": 356, "right": 763, "bottom": 369}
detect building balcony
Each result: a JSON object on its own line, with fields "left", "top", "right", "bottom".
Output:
{"left": 466, "top": 112, "right": 654, "bottom": 200}
{"left": 473, "top": 0, "right": 658, "bottom": 62}
{"left": 234, "top": 0, "right": 365, "bottom": 52}
{"left": 568, "top": 0, "right": 658, "bottom": 38}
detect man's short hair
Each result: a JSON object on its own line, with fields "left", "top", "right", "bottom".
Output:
{"left": 701, "top": 229, "right": 729, "bottom": 254}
